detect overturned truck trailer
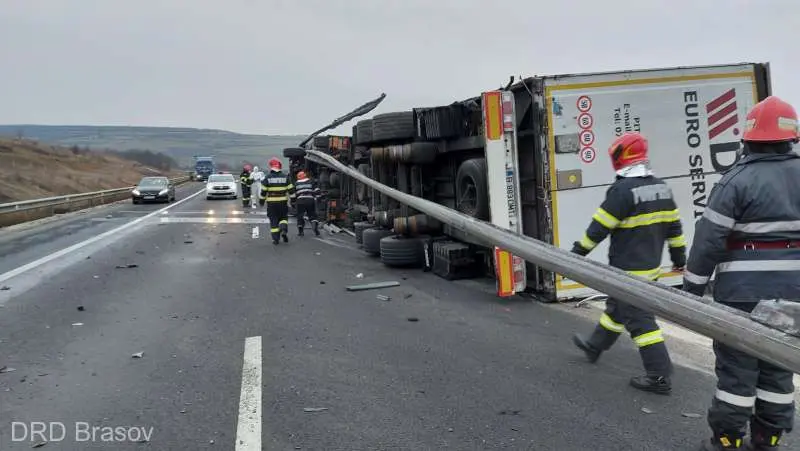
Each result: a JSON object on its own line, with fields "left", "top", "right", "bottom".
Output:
{"left": 286, "top": 62, "right": 773, "bottom": 302}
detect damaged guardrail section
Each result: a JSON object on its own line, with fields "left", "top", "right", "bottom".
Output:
{"left": 305, "top": 149, "right": 800, "bottom": 374}
{"left": 0, "top": 176, "right": 192, "bottom": 228}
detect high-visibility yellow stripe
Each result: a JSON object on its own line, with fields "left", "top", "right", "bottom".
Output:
{"left": 279, "top": 220, "right": 288, "bottom": 225}
{"left": 668, "top": 234, "right": 687, "bottom": 248}
{"left": 627, "top": 267, "right": 662, "bottom": 280}
{"left": 483, "top": 92, "right": 502, "bottom": 141}
{"left": 618, "top": 209, "right": 679, "bottom": 229}
{"left": 592, "top": 208, "right": 620, "bottom": 229}
{"left": 579, "top": 233, "right": 597, "bottom": 250}
{"left": 270, "top": 227, "right": 280, "bottom": 232}
{"left": 633, "top": 329, "right": 664, "bottom": 347}
{"left": 265, "top": 196, "right": 288, "bottom": 202}
{"left": 599, "top": 313, "right": 624, "bottom": 333}
{"left": 266, "top": 186, "right": 288, "bottom": 192}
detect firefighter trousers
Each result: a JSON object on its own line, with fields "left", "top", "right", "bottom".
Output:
{"left": 241, "top": 186, "right": 251, "bottom": 207}
{"left": 296, "top": 198, "right": 318, "bottom": 231}
{"left": 587, "top": 297, "right": 672, "bottom": 377}
{"left": 709, "top": 301, "right": 795, "bottom": 434}
{"left": 266, "top": 201, "right": 289, "bottom": 242}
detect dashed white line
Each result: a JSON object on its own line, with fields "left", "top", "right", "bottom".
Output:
{"left": 252, "top": 226, "right": 260, "bottom": 239}
{"left": 235, "top": 336, "right": 262, "bottom": 451}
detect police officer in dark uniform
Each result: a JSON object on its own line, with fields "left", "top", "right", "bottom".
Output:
{"left": 685, "top": 96, "right": 800, "bottom": 451}
{"left": 571, "top": 131, "right": 687, "bottom": 395}
{"left": 239, "top": 164, "right": 254, "bottom": 209}
{"left": 259, "top": 158, "right": 295, "bottom": 245}
{"left": 292, "top": 170, "right": 321, "bottom": 236}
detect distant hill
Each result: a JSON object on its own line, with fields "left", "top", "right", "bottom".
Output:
{"left": 0, "top": 125, "right": 306, "bottom": 169}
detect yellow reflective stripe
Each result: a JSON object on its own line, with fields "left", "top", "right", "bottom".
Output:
{"left": 599, "top": 313, "right": 624, "bottom": 333}
{"left": 579, "top": 233, "right": 597, "bottom": 250}
{"left": 279, "top": 220, "right": 288, "bottom": 225}
{"left": 286, "top": 183, "right": 294, "bottom": 190}
{"left": 270, "top": 227, "right": 280, "bottom": 232}
{"left": 618, "top": 209, "right": 679, "bottom": 229}
{"left": 266, "top": 196, "right": 288, "bottom": 202}
{"left": 668, "top": 234, "right": 686, "bottom": 248}
{"left": 592, "top": 208, "right": 620, "bottom": 229}
{"left": 633, "top": 329, "right": 664, "bottom": 347}
{"left": 266, "top": 186, "right": 287, "bottom": 192}
{"left": 627, "top": 267, "right": 661, "bottom": 280}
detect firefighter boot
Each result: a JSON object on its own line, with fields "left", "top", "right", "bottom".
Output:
{"left": 298, "top": 226, "right": 304, "bottom": 236}
{"left": 572, "top": 334, "right": 601, "bottom": 363}
{"left": 748, "top": 419, "right": 782, "bottom": 450}
{"left": 629, "top": 375, "right": 671, "bottom": 395}
{"left": 280, "top": 223, "right": 289, "bottom": 243}
{"left": 699, "top": 432, "right": 745, "bottom": 450}
{"left": 312, "top": 220, "right": 320, "bottom": 236}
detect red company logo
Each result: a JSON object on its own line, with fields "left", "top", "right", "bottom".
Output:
{"left": 706, "top": 89, "right": 739, "bottom": 140}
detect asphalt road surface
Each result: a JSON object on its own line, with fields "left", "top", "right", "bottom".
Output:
{"left": 0, "top": 183, "right": 798, "bottom": 450}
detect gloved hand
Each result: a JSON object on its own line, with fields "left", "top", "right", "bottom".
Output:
{"left": 570, "top": 242, "right": 590, "bottom": 257}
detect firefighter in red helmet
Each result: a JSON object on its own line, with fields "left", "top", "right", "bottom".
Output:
{"left": 239, "top": 164, "right": 254, "bottom": 209}
{"left": 571, "top": 131, "right": 687, "bottom": 394}
{"left": 259, "top": 158, "right": 295, "bottom": 244}
{"left": 685, "top": 96, "right": 800, "bottom": 451}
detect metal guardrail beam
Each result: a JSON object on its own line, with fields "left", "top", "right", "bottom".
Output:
{"left": 305, "top": 149, "right": 800, "bottom": 374}
{"left": 0, "top": 176, "right": 192, "bottom": 216}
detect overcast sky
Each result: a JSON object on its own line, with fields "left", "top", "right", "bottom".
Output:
{"left": 0, "top": 0, "right": 797, "bottom": 136}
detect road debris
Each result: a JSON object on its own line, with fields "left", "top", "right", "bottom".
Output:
{"left": 115, "top": 264, "right": 138, "bottom": 269}
{"left": 0, "top": 286, "right": 10, "bottom": 291}
{"left": 407, "top": 317, "right": 419, "bottom": 322}
{"left": 403, "top": 294, "right": 412, "bottom": 299}
{"left": 319, "top": 281, "right": 326, "bottom": 285}
{"left": 376, "top": 295, "right": 391, "bottom": 302}
{"left": 0, "top": 366, "right": 16, "bottom": 374}
{"left": 32, "top": 440, "right": 47, "bottom": 448}
{"left": 346, "top": 281, "right": 400, "bottom": 292}
{"left": 498, "top": 410, "right": 521, "bottom": 415}
{"left": 303, "top": 407, "right": 328, "bottom": 413}
{"left": 131, "top": 352, "right": 144, "bottom": 359}
{"left": 72, "top": 323, "right": 83, "bottom": 327}
{"left": 184, "top": 240, "right": 194, "bottom": 244}
{"left": 641, "top": 407, "right": 654, "bottom": 414}
{"left": 77, "top": 306, "right": 85, "bottom": 311}
{"left": 356, "top": 273, "right": 364, "bottom": 279}
{"left": 681, "top": 412, "right": 702, "bottom": 418}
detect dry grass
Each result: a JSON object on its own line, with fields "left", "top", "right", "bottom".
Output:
{"left": 0, "top": 138, "right": 183, "bottom": 203}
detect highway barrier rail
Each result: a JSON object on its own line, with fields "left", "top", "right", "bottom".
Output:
{"left": 305, "top": 149, "right": 800, "bottom": 374}
{"left": 0, "top": 175, "right": 193, "bottom": 228}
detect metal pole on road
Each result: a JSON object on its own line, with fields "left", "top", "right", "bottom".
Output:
{"left": 306, "top": 149, "right": 800, "bottom": 374}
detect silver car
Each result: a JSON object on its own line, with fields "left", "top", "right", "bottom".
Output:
{"left": 205, "top": 173, "right": 238, "bottom": 200}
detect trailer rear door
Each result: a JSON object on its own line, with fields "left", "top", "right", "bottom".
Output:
{"left": 541, "top": 63, "right": 770, "bottom": 300}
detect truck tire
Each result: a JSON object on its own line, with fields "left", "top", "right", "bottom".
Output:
{"left": 356, "top": 120, "right": 373, "bottom": 145}
{"left": 455, "top": 158, "right": 490, "bottom": 220}
{"left": 380, "top": 235, "right": 426, "bottom": 267}
{"left": 313, "top": 136, "right": 329, "bottom": 148}
{"left": 354, "top": 222, "right": 372, "bottom": 244}
{"left": 372, "top": 112, "right": 416, "bottom": 143}
{"left": 329, "top": 172, "right": 341, "bottom": 189}
{"left": 386, "top": 142, "right": 437, "bottom": 164}
{"left": 283, "top": 147, "right": 306, "bottom": 158}
{"left": 362, "top": 228, "right": 392, "bottom": 256}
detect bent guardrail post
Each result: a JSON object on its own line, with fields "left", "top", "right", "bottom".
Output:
{"left": 305, "top": 149, "right": 800, "bottom": 374}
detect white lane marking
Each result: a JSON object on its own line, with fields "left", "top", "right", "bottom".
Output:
{"left": 164, "top": 210, "right": 268, "bottom": 216}
{"left": 236, "top": 336, "right": 262, "bottom": 451}
{"left": 159, "top": 217, "right": 273, "bottom": 224}
{"left": 252, "top": 226, "right": 259, "bottom": 239}
{"left": 314, "top": 237, "right": 360, "bottom": 252}
{"left": 0, "top": 188, "right": 205, "bottom": 285}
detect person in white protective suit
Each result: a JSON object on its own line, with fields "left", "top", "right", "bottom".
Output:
{"left": 251, "top": 165, "right": 265, "bottom": 208}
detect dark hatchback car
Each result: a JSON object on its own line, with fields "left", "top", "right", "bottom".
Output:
{"left": 132, "top": 177, "right": 176, "bottom": 204}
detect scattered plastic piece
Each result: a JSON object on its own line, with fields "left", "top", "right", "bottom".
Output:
{"left": 346, "top": 281, "right": 400, "bottom": 292}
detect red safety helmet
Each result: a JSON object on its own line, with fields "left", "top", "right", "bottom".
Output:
{"left": 243, "top": 164, "right": 252, "bottom": 172}
{"left": 608, "top": 132, "right": 649, "bottom": 171}
{"left": 268, "top": 158, "right": 282, "bottom": 171}
{"left": 742, "top": 96, "right": 799, "bottom": 143}
{"left": 296, "top": 171, "right": 307, "bottom": 180}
